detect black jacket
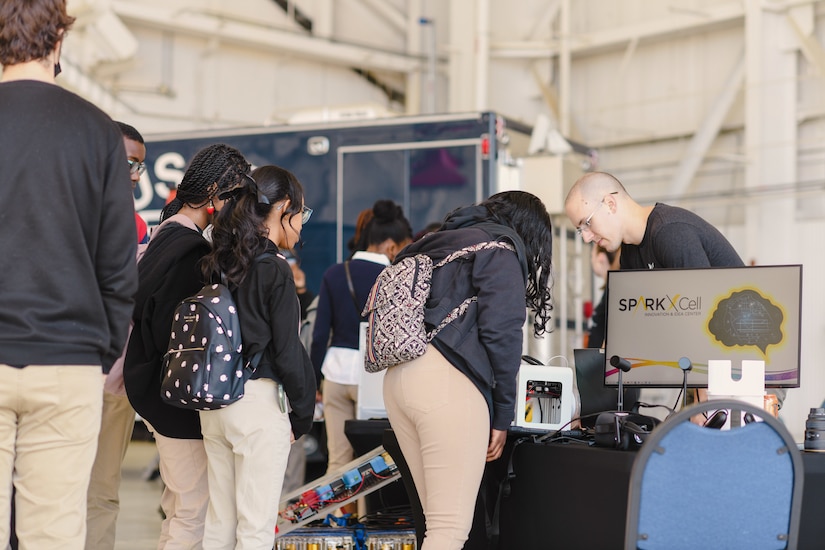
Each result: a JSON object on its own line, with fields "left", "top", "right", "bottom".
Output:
{"left": 233, "top": 240, "right": 317, "bottom": 438}
{"left": 397, "top": 221, "right": 527, "bottom": 431}
{"left": 124, "top": 222, "right": 210, "bottom": 439}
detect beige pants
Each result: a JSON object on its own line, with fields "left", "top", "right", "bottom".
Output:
{"left": 86, "top": 391, "right": 136, "bottom": 550}
{"left": 383, "top": 346, "right": 489, "bottom": 550}
{"left": 200, "top": 378, "right": 292, "bottom": 550}
{"left": 0, "top": 364, "right": 103, "bottom": 550}
{"left": 145, "top": 424, "right": 209, "bottom": 550}
{"left": 321, "top": 380, "right": 358, "bottom": 473}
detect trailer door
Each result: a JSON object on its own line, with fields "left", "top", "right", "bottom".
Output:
{"left": 337, "top": 139, "right": 483, "bottom": 261}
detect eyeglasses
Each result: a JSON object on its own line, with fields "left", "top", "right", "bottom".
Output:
{"left": 127, "top": 159, "right": 146, "bottom": 176}
{"left": 275, "top": 202, "right": 313, "bottom": 224}
{"left": 301, "top": 205, "right": 313, "bottom": 224}
{"left": 576, "top": 192, "right": 618, "bottom": 237}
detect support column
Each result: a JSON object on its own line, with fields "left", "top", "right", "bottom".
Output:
{"left": 558, "top": 0, "right": 571, "bottom": 136}
{"left": 448, "top": 0, "right": 477, "bottom": 112}
{"left": 406, "top": 0, "right": 423, "bottom": 115}
{"left": 743, "top": 1, "right": 800, "bottom": 264}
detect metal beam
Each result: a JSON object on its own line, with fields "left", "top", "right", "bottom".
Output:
{"left": 668, "top": 50, "right": 745, "bottom": 197}
{"left": 490, "top": 2, "right": 744, "bottom": 59}
{"left": 787, "top": 11, "right": 825, "bottom": 77}
{"left": 110, "top": 1, "right": 424, "bottom": 74}
{"left": 354, "top": 0, "right": 406, "bottom": 32}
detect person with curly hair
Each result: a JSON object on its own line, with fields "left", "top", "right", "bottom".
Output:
{"left": 382, "top": 191, "right": 555, "bottom": 550}
{"left": 123, "top": 143, "right": 251, "bottom": 549}
{"left": 198, "top": 165, "right": 316, "bottom": 549}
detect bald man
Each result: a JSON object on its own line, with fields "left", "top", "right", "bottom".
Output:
{"left": 565, "top": 171, "right": 751, "bottom": 412}
{"left": 564, "top": 171, "right": 743, "bottom": 270}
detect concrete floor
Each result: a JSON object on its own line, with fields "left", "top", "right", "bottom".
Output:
{"left": 114, "top": 440, "right": 163, "bottom": 550}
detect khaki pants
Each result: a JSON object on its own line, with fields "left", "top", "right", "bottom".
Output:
{"left": 321, "top": 380, "right": 358, "bottom": 474}
{"left": 145, "top": 424, "right": 209, "bottom": 550}
{"left": 86, "top": 391, "right": 135, "bottom": 550}
{"left": 383, "top": 347, "right": 489, "bottom": 550}
{"left": 0, "top": 364, "right": 103, "bottom": 550}
{"left": 200, "top": 379, "right": 292, "bottom": 550}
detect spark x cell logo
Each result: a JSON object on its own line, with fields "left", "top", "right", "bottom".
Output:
{"left": 617, "top": 294, "right": 701, "bottom": 314}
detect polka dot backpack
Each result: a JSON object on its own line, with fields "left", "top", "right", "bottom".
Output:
{"left": 160, "top": 281, "right": 263, "bottom": 410}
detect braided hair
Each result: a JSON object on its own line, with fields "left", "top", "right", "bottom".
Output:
{"left": 160, "top": 143, "right": 250, "bottom": 222}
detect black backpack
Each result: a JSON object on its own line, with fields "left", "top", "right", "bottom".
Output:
{"left": 160, "top": 281, "right": 263, "bottom": 411}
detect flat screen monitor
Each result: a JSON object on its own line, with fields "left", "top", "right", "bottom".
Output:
{"left": 604, "top": 264, "right": 802, "bottom": 388}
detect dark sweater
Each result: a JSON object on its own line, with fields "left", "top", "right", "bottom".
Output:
{"left": 0, "top": 80, "right": 137, "bottom": 371}
{"left": 621, "top": 203, "right": 744, "bottom": 270}
{"left": 397, "top": 221, "right": 528, "bottom": 431}
{"left": 233, "top": 240, "right": 317, "bottom": 438}
{"left": 124, "top": 222, "right": 210, "bottom": 439}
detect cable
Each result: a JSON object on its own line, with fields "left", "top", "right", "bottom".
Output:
{"left": 672, "top": 383, "right": 685, "bottom": 411}
{"left": 635, "top": 402, "right": 675, "bottom": 416}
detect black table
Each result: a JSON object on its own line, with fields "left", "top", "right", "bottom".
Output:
{"left": 497, "top": 439, "right": 636, "bottom": 550}
{"left": 350, "top": 421, "right": 825, "bottom": 550}
{"left": 799, "top": 451, "right": 825, "bottom": 549}
{"left": 494, "top": 437, "right": 825, "bottom": 550}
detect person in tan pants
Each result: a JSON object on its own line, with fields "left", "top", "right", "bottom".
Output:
{"left": 382, "top": 191, "right": 556, "bottom": 550}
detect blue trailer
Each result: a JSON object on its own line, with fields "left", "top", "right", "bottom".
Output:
{"left": 137, "top": 111, "right": 532, "bottom": 292}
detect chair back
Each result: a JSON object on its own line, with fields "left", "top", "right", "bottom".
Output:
{"left": 625, "top": 399, "right": 803, "bottom": 550}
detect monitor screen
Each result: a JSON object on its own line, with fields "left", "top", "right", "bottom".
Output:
{"left": 604, "top": 264, "right": 802, "bottom": 388}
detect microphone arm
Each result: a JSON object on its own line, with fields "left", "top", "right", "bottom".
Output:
{"left": 678, "top": 356, "right": 693, "bottom": 409}
{"left": 610, "top": 355, "right": 632, "bottom": 412}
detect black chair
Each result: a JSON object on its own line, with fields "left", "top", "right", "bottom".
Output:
{"left": 625, "top": 399, "right": 803, "bottom": 550}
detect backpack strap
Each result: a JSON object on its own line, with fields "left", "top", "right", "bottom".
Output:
{"left": 343, "top": 261, "right": 364, "bottom": 319}
{"left": 426, "top": 240, "right": 516, "bottom": 339}
{"left": 245, "top": 348, "right": 266, "bottom": 373}
{"left": 433, "top": 240, "right": 515, "bottom": 268}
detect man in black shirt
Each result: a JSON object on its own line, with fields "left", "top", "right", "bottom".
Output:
{"left": 565, "top": 171, "right": 746, "bottom": 411}
{"left": 565, "top": 171, "right": 743, "bottom": 270}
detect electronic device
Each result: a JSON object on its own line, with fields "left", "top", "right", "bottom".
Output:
{"left": 593, "top": 411, "right": 659, "bottom": 451}
{"left": 356, "top": 323, "right": 388, "bottom": 420}
{"left": 514, "top": 360, "right": 574, "bottom": 432}
{"left": 276, "top": 446, "right": 401, "bottom": 537}
{"left": 604, "top": 265, "right": 802, "bottom": 388}
{"left": 573, "top": 349, "right": 639, "bottom": 428}
{"left": 703, "top": 409, "right": 728, "bottom": 429}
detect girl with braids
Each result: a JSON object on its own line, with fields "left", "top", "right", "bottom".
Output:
{"left": 123, "top": 143, "right": 251, "bottom": 549}
{"left": 382, "top": 190, "right": 554, "bottom": 550}
{"left": 310, "top": 200, "right": 412, "bottom": 493}
{"left": 198, "top": 165, "right": 316, "bottom": 550}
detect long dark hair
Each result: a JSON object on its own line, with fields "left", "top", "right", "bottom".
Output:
{"left": 481, "top": 190, "right": 555, "bottom": 336}
{"left": 201, "top": 164, "right": 304, "bottom": 287}
{"left": 161, "top": 144, "right": 250, "bottom": 222}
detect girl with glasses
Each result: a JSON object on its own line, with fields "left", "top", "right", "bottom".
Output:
{"left": 198, "top": 165, "right": 317, "bottom": 549}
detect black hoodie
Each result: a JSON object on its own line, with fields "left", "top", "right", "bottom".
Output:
{"left": 397, "top": 208, "right": 527, "bottom": 430}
